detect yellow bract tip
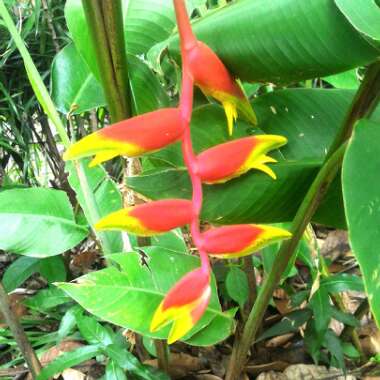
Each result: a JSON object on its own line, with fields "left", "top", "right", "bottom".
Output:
{"left": 223, "top": 101, "right": 238, "bottom": 136}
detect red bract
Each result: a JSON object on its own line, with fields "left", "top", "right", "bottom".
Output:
{"left": 63, "top": 108, "right": 183, "bottom": 167}
{"left": 197, "top": 135, "right": 287, "bottom": 184}
{"left": 187, "top": 41, "right": 257, "bottom": 135}
{"left": 172, "top": 0, "right": 256, "bottom": 136}
{"left": 150, "top": 268, "right": 211, "bottom": 344}
{"left": 95, "top": 199, "right": 193, "bottom": 236}
{"left": 202, "top": 224, "right": 292, "bottom": 259}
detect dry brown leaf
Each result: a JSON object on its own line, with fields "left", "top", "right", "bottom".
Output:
{"left": 62, "top": 368, "right": 86, "bottom": 380}
{"left": 274, "top": 299, "right": 292, "bottom": 315}
{"left": 196, "top": 375, "right": 223, "bottom": 380}
{"left": 70, "top": 251, "right": 97, "bottom": 271}
{"left": 246, "top": 361, "right": 289, "bottom": 376}
{"left": 145, "top": 352, "right": 204, "bottom": 379}
{"left": 256, "top": 371, "right": 287, "bottom": 380}
{"left": 283, "top": 364, "right": 356, "bottom": 380}
{"left": 40, "top": 340, "right": 84, "bottom": 366}
{"left": 321, "top": 230, "right": 350, "bottom": 262}
{"left": 265, "top": 333, "right": 294, "bottom": 348}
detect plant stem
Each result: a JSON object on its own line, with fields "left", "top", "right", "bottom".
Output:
{"left": 243, "top": 257, "right": 257, "bottom": 319}
{"left": 327, "top": 62, "right": 380, "bottom": 156}
{"left": 154, "top": 340, "right": 170, "bottom": 373}
{"left": 226, "top": 142, "right": 347, "bottom": 380}
{"left": 81, "top": 0, "right": 131, "bottom": 122}
{"left": 0, "top": 282, "right": 41, "bottom": 379}
{"left": 226, "top": 62, "right": 380, "bottom": 380}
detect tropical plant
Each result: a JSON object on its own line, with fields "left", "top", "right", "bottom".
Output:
{"left": 0, "top": 0, "right": 379, "bottom": 379}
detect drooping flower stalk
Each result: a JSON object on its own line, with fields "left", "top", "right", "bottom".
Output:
{"left": 63, "top": 0, "right": 290, "bottom": 344}
{"left": 175, "top": 0, "right": 210, "bottom": 274}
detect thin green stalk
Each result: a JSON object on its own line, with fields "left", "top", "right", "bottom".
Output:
{"left": 81, "top": 0, "right": 131, "bottom": 122}
{"left": 226, "top": 62, "right": 380, "bottom": 380}
{"left": 226, "top": 143, "right": 347, "bottom": 380}
{"left": 327, "top": 62, "right": 380, "bottom": 156}
{"left": 0, "top": 1, "right": 114, "bottom": 253}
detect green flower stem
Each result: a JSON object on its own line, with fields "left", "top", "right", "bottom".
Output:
{"left": 0, "top": 1, "right": 114, "bottom": 253}
{"left": 226, "top": 62, "right": 380, "bottom": 380}
{"left": 327, "top": 62, "right": 380, "bottom": 157}
{"left": 81, "top": 0, "right": 132, "bottom": 122}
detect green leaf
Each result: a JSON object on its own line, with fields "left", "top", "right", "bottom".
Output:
{"left": 169, "top": 0, "right": 379, "bottom": 84}
{"left": 104, "top": 360, "right": 127, "bottom": 380}
{"left": 65, "top": 0, "right": 206, "bottom": 71}
{"left": 342, "top": 342, "right": 361, "bottom": 359}
{"left": 330, "top": 306, "right": 359, "bottom": 327}
{"left": 105, "top": 344, "right": 169, "bottom": 380}
{"left": 51, "top": 43, "right": 105, "bottom": 115}
{"left": 39, "top": 256, "right": 67, "bottom": 283}
{"left": 225, "top": 267, "right": 249, "bottom": 309}
{"left": 309, "top": 288, "right": 331, "bottom": 341}
{"left": 335, "top": 0, "right": 380, "bottom": 49}
{"left": 184, "top": 307, "right": 237, "bottom": 347}
{"left": 257, "top": 309, "right": 312, "bottom": 342}
{"left": 0, "top": 188, "right": 88, "bottom": 257}
{"left": 57, "top": 306, "right": 83, "bottom": 341}
{"left": 320, "top": 274, "right": 364, "bottom": 293}
{"left": 343, "top": 119, "right": 380, "bottom": 328}
{"left": 128, "top": 54, "right": 170, "bottom": 114}
{"left": 66, "top": 161, "right": 123, "bottom": 254}
{"left": 2, "top": 256, "right": 40, "bottom": 292}
{"left": 323, "top": 69, "right": 360, "bottom": 89}
{"left": 24, "top": 287, "right": 71, "bottom": 311}
{"left": 36, "top": 345, "right": 102, "bottom": 380}
{"left": 324, "top": 329, "right": 345, "bottom": 371}
{"left": 148, "top": 229, "right": 187, "bottom": 253}
{"left": 77, "top": 315, "right": 113, "bottom": 346}
{"left": 58, "top": 247, "right": 234, "bottom": 344}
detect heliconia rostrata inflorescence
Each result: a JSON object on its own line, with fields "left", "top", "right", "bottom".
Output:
{"left": 63, "top": 0, "right": 291, "bottom": 344}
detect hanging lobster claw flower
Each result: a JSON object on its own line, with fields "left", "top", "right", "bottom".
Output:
{"left": 187, "top": 41, "right": 257, "bottom": 135}
{"left": 173, "top": 1, "right": 256, "bottom": 135}
{"left": 197, "top": 135, "right": 287, "bottom": 184}
{"left": 63, "top": 108, "right": 183, "bottom": 167}
{"left": 95, "top": 199, "right": 193, "bottom": 236}
{"left": 202, "top": 224, "right": 291, "bottom": 259}
{"left": 150, "top": 268, "right": 211, "bottom": 344}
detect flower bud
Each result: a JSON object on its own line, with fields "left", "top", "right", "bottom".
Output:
{"left": 63, "top": 108, "right": 183, "bottom": 167}
{"left": 95, "top": 199, "right": 193, "bottom": 236}
{"left": 198, "top": 135, "right": 287, "bottom": 184}
{"left": 202, "top": 224, "right": 291, "bottom": 258}
{"left": 150, "top": 268, "right": 211, "bottom": 344}
{"left": 187, "top": 41, "right": 257, "bottom": 135}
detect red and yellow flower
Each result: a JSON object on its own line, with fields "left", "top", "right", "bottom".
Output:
{"left": 95, "top": 199, "right": 193, "bottom": 236}
{"left": 202, "top": 224, "right": 291, "bottom": 259}
{"left": 197, "top": 135, "right": 287, "bottom": 184}
{"left": 150, "top": 268, "right": 211, "bottom": 344}
{"left": 63, "top": 108, "right": 183, "bottom": 167}
{"left": 186, "top": 41, "right": 257, "bottom": 135}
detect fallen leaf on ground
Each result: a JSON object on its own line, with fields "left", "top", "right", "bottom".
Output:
{"left": 62, "top": 368, "right": 86, "bottom": 380}
{"left": 145, "top": 352, "right": 204, "bottom": 379}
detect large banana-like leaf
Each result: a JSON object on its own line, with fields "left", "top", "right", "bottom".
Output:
{"left": 343, "top": 119, "right": 380, "bottom": 328}
{"left": 51, "top": 44, "right": 169, "bottom": 115}
{"left": 65, "top": 0, "right": 206, "bottom": 79}
{"left": 130, "top": 89, "right": 380, "bottom": 228}
{"left": 168, "top": 0, "right": 380, "bottom": 83}
{"left": 59, "top": 248, "right": 234, "bottom": 345}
